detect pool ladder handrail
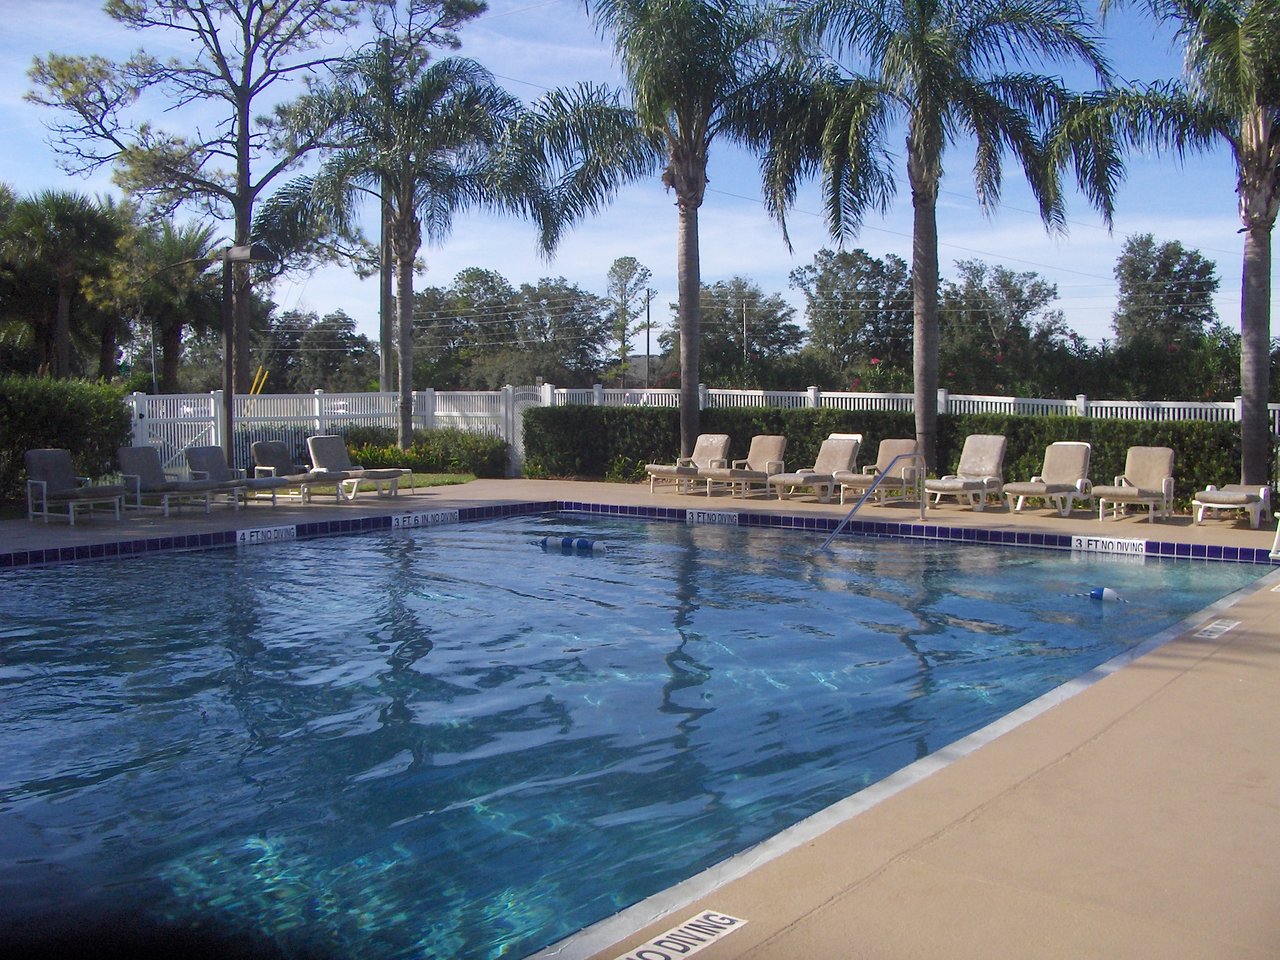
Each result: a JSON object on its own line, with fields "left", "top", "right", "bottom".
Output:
{"left": 820, "top": 451, "right": 927, "bottom": 550}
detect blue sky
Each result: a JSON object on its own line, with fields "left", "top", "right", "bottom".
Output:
{"left": 0, "top": 0, "right": 1268, "bottom": 355}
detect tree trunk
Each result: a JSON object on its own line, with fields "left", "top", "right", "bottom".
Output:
{"left": 909, "top": 168, "right": 940, "bottom": 472}
{"left": 677, "top": 200, "right": 701, "bottom": 457}
{"left": 1237, "top": 107, "right": 1279, "bottom": 485}
{"left": 54, "top": 279, "right": 72, "bottom": 379}
{"left": 160, "top": 321, "right": 185, "bottom": 393}
{"left": 231, "top": 191, "right": 253, "bottom": 394}
{"left": 393, "top": 216, "right": 421, "bottom": 450}
{"left": 1239, "top": 223, "right": 1272, "bottom": 484}
{"left": 379, "top": 187, "right": 395, "bottom": 393}
{"left": 98, "top": 319, "right": 118, "bottom": 380}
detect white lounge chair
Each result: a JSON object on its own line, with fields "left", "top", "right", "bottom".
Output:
{"left": 1192, "top": 483, "right": 1270, "bottom": 528}
{"left": 24, "top": 448, "right": 127, "bottom": 525}
{"left": 768, "top": 434, "right": 861, "bottom": 502}
{"left": 1003, "top": 441, "right": 1093, "bottom": 516}
{"left": 118, "top": 445, "right": 221, "bottom": 517}
{"left": 1095, "top": 446, "right": 1175, "bottom": 522}
{"left": 833, "top": 438, "right": 920, "bottom": 505}
{"left": 645, "top": 434, "right": 730, "bottom": 493}
{"left": 699, "top": 435, "right": 787, "bottom": 497}
{"left": 307, "top": 435, "right": 413, "bottom": 501}
{"left": 926, "top": 434, "right": 1007, "bottom": 511}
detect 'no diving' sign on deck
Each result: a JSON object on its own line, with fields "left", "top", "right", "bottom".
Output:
{"left": 609, "top": 911, "right": 747, "bottom": 960}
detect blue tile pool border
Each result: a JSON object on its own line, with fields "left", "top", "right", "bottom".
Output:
{"left": 3, "top": 498, "right": 1278, "bottom": 570}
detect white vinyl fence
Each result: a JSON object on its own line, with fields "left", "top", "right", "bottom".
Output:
{"left": 126, "top": 385, "right": 1268, "bottom": 476}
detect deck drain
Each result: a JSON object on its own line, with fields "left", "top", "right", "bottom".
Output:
{"left": 1194, "top": 619, "right": 1240, "bottom": 639}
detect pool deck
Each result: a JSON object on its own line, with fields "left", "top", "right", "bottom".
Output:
{"left": 4, "top": 478, "right": 1279, "bottom": 960}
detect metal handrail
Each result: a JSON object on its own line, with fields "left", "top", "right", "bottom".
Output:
{"left": 820, "top": 452, "right": 927, "bottom": 550}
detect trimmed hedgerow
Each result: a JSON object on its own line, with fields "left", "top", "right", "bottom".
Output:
{"left": 522, "top": 405, "right": 1251, "bottom": 507}
{"left": 0, "top": 376, "right": 132, "bottom": 498}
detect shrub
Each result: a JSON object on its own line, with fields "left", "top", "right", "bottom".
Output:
{"left": 0, "top": 376, "right": 132, "bottom": 499}
{"left": 521, "top": 405, "right": 1252, "bottom": 507}
{"left": 347, "top": 427, "right": 507, "bottom": 478}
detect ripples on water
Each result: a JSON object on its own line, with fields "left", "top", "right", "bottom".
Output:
{"left": 0, "top": 517, "right": 1263, "bottom": 959}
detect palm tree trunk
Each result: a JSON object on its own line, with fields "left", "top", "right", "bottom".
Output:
{"left": 911, "top": 182, "right": 940, "bottom": 472}
{"left": 380, "top": 188, "right": 395, "bottom": 393}
{"left": 1240, "top": 222, "right": 1272, "bottom": 484}
{"left": 677, "top": 201, "right": 701, "bottom": 457}
{"left": 393, "top": 220, "right": 420, "bottom": 450}
{"left": 160, "top": 322, "right": 185, "bottom": 393}
{"left": 54, "top": 280, "right": 72, "bottom": 379}
{"left": 98, "top": 319, "right": 118, "bottom": 379}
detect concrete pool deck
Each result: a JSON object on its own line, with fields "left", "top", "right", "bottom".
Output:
{"left": 3, "top": 478, "right": 1279, "bottom": 959}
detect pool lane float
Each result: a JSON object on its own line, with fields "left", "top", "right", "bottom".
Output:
{"left": 537, "top": 536, "right": 607, "bottom": 554}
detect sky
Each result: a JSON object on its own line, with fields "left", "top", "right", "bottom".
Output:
{"left": 0, "top": 0, "right": 1271, "bottom": 356}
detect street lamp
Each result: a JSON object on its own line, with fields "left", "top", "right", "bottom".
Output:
{"left": 222, "top": 243, "right": 276, "bottom": 465}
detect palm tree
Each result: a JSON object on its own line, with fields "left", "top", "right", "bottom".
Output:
{"left": 3, "top": 190, "right": 124, "bottom": 378}
{"left": 133, "top": 222, "right": 224, "bottom": 392}
{"left": 273, "top": 39, "right": 651, "bottom": 448}
{"left": 1067, "top": 0, "right": 1280, "bottom": 484}
{"left": 586, "top": 0, "right": 793, "bottom": 455}
{"left": 773, "top": 0, "right": 1111, "bottom": 469}
{"left": 297, "top": 53, "right": 536, "bottom": 446}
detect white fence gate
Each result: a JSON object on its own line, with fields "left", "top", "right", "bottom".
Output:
{"left": 126, "top": 385, "right": 1273, "bottom": 476}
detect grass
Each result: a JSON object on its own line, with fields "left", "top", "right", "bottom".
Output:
{"left": 0, "top": 472, "right": 476, "bottom": 522}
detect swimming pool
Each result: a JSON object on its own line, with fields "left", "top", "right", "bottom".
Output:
{"left": 0, "top": 514, "right": 1265, "bottom": 959}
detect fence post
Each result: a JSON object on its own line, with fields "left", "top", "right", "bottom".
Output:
{"left": 698, "top": 383, "right": 707, "bottom": 409}
{"left": 313, "top": 390, "right": 325, "bottom": 435}
{"left": 418, "top": 389, "right": 436, "bottom": 431}
{"left": 502, "top": 385, "right": 517, "bottom": 476}
{"left": 210, "top": 390, "right": 225, "bottom": 454}
{"left": 1076, "top": 394, "right": 1089, "bottom": 417}
{"left": 593, "top": 383, "right": 604, "bottom": 406}
{"left": 127, "top": 392, "right": 148, "bottom": 447}
{"left": 1235, "top": 396, "right": 1244, "bottom": 422}
{"left": 807, "top": 385, "right": 820, "bottom": 408}
{"left": 541, "top": 382, "right": 555, "bottom": 406}
{"left": 937, "top": 388, "right": 949, "bottom": 415}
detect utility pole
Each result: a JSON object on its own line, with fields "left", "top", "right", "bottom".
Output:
{"left": 645, "top": 290, "right": 652, "bottom": 388}
{"left": 742, "top": 300, "right": 747, "bottom": 364}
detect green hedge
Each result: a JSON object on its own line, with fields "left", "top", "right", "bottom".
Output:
{"left": 0, "top": 376, "right": 133, "bottom": 499}
{"left": 522, "top": 406, "right": 1251, "bottom": 507}
{"left": 341, "top": 425, "right": 507, "bottom": 478}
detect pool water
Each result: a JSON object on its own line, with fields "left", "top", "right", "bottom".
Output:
{"left": 0, "top": 516, "right": 1264, "bottom": 959}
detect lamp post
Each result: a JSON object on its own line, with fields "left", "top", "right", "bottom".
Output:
{"left": 221, "top": 243, "right": 276, "bottom": 466}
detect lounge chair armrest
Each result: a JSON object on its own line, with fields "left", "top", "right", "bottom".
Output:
{"left": 121, "top": 473, "right": 142, "bottom": 494}
{"left": 731, "top": 458, "right": 750, "bottom": 469}
{"left": 765, "top": 460, "right": 785, "bottom": 473}
{"left": 707, "top": 457, "right": 728, "bottom": 469}
{"left": 1076, "top": 478, "right": 1093, "bottom": 494}
{"left": 675, "top": 457, "right": 695, "bottom": 467}
{"left": 190, "top": 470, "right": 210, "bottom": 480}
{"left": 1162, "top": 477, "right": 1175, "bottom": 499}
{"left": 1030, "top": 474, "right": 1045, "bottom": 483}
